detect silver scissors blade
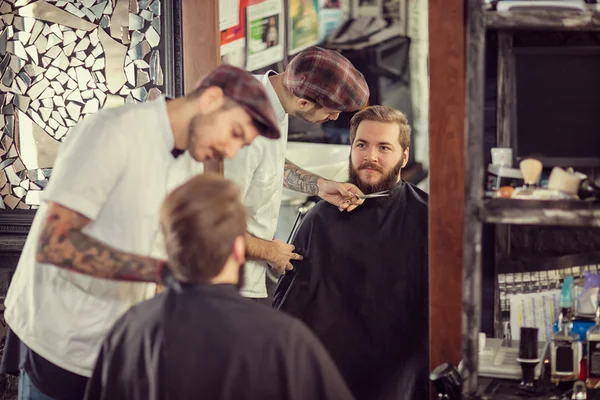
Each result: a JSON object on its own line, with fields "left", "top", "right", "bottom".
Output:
{"left": 355, "top": 190, "right": 390, "bottom": 199}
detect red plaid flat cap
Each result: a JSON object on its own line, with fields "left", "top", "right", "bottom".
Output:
{"left": 283, "top": 47, "right": 369, "bottom": 112}
{"left": 196, "top": 65, "right": 280, "bottom": 139}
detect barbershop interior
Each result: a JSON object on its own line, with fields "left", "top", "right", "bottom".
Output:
{"left": 0, "top": 0, "right": 599, "bottom": 399}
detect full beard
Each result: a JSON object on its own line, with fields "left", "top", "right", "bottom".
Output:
{"left": 189, "top": 112, "right": 214, "bottom": 139}
{"left": 348, "top": 159, "right": 403, "bottom": 194}
{"left": 294, "top": 108, "right": 328, "bottom": 124}
{"left": 188, "top": 111, "right": 225, "bottom": 161}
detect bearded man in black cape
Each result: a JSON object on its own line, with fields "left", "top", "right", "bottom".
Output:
{"left": 274, "top": 106, "right": 429, "bottom": 400}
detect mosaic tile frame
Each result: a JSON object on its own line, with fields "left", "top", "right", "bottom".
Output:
{"left": 0, "top": 0, "right": 182, "bottom": 235}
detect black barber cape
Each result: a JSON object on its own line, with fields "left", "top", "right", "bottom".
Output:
{"left": 274, "top": 181, "right": 429, "bottom": 400}
{"left": 84, "top": 283, "right": 353, "bottom": 400}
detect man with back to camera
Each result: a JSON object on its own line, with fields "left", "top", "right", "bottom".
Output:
{"left": 2, "top": 65, "right": 283, "bottom": 400}
{"left": 84, "top": 173, "right": 354, "bottom": 400}
{"left": 274, "top": 106, "right": 430, "bottom": 400}
{"left": 224, "top": 46, "right": 371, "bottom": 301}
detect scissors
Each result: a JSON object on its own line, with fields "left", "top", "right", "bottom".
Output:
{"left": 353, "top": 190, "right": 391, "bottom": 199}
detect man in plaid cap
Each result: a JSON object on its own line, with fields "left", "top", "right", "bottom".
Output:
{"left": 3, "top": 65, "right": 279, "bottom": 399}
{"left": 224, "top": 46, "right": 370, "bottom": 301}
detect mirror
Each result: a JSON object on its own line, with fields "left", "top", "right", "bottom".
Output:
{"left": 220, "top": 0, "right": 431, "bottom": 397}
{"left": 0, "top": 0, "right": 169, "bottom": 209}
{"left": 271, "top": 0, "right": 430, "bottom": 245}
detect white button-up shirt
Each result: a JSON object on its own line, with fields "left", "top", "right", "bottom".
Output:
{"left": 4, "top": 97, "right": 200, "bottom": 376}
{"left": 224, "top": 71, "right": 288, "bottom": 298}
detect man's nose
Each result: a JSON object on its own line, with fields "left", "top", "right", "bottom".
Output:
{"left": 329, "top": 113, "right": 340, "bottom": 121}
{"left": 366, "top": 148, "right": 378, "bottom": 161}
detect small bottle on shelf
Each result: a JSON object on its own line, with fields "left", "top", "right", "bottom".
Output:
{"left": 551, "top": 277, "right": 582, "bottom": 383}
{"left": 578, "top": 177, "right": 600, "bottom": 201}
{"left": 586, "top": 299, "right": 600, "bottom": 389}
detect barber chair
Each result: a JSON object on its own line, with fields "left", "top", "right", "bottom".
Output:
{"left": 429, "top": 363, "right": 462, "bottom": 400}
{"left": 266, "top": 199, "right": 318, "bottom": 285}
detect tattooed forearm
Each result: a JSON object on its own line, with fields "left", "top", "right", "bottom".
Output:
{"left": 283, "top": 159, "right": 321, "bottom": 195}
{"left": 36, "top": 203, "right": 162, "bottom": 283}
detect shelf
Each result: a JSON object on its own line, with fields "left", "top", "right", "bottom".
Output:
{"left": 497, "top": 251, "right": 600, "bottom": 273}
{"left": 480, "top": 198, "right": 600, "bottom": 227}
{"left": 0, "top": 235, "right": 27, "bottom": 252}
{"left": 480, "top": 377, "right": 600, "bottom": 399}
{"left": 486, "top": 5, "right": 600, "bottom": 30}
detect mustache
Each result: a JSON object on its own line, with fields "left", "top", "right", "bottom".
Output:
{"left": 358, "top": 162, "right": 383, "bottom": 173}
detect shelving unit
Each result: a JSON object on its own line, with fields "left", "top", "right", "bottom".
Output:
{"left": 481, "top": 199, "right": 600, "bottom": 227}
{"left": 463, "top": 1, "right": 600, "bottom": 397}
{"left": 486, "top": 4, "right": 600, "bottom": 31}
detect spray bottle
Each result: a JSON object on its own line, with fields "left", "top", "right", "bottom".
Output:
{"left": 551, "top": 276, "right": 582, "bottom": 382}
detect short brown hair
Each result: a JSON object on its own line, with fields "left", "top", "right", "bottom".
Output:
{"left": 349, "top": 106, "right": 411, "bottom": 150}
{"left": 280, "top": 82, "right": 324, "bottom": 110}
{"left": 160, "top": 173, "right": 247, "bottom": 283}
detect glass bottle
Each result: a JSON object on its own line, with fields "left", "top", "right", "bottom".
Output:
{"left": 551, "top": 306, "right": 581, "bottom": 383}
{"left": 586, "top": 302, "right": 600, "bottom": 389}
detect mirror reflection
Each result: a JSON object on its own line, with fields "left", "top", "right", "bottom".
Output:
{"left": 0, "top": 1, "right": 435, "bottom": 400}
{"left": 220, "top": 1, "right": 431, "bottom": 398}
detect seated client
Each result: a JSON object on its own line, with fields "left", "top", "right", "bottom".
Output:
{"left": 274, "top": 106, "right": 429, "bottom": 400}
{"left": 84, "top": 173, "right": 353, "bottom": 400}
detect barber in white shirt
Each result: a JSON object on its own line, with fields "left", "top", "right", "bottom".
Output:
{"left": 224, "top": 46, "right": 370, "bottom": 300}
{"left": 3, "top": 65, "right": 281, "bottom": 400}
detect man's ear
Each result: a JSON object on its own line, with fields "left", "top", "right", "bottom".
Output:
{"left": 401, "top": 147, "right": 410, "bottom": 168}
{"left": 233, "top": 235, "right": 246, "bottom": 265}
{"left": 297, "top": 98, "right": 313, "bottom": 110}
{"left": 197, "top": 86, "right": 224, "bottom": 114}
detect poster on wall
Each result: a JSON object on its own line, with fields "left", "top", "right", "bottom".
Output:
{"left": 338, "top": 0, "right": 351, "bottom": 16}
{"left": 382, "top": 0, "right": 407, "bottom": 33}
{"left": 245, "top": 0, "right": 285, "bottom": 71}
{"left": 288, "top": 0, "right": 320, "bottom": 55}
{"left": 220, "top": 0, "right": 241, "bottom": 31}
{"left": 318, "top": 0, "right": 345, "bottom": 42}
{"left": 352, "top": 0, "right": 383, "bottom": 17}
{"left": 221, "top": 0, "right": 248, "bottom": 68}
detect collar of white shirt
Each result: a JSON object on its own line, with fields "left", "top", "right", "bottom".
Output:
{"left": 258, "top": 71, "right": 287, "bottom": 124}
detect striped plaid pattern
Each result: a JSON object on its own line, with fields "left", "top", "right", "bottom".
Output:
{"left": 197, "top": 65, "right": 280, "bottom": 139}
{"left": 283, "top": 46, "right": 369, "bottom": 112}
